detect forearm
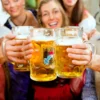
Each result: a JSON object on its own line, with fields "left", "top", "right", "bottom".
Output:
{"left": 88, "top": 55, "right": 100, "bottom": 72}
{"left": 0, "top": 56, "right": 6, "bottom": 64}
{"left": 0, "top": 45, "right": 6, "bottom": 64}
{"left": 0, "top": 50, "right": 6, "bottom": 64}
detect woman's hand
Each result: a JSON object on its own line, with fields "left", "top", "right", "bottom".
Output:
{"left": 4, "top": 33, "right": 33, "bottom": 63}
{"left": 67, "top": 43, "right": 92, "bottom": 65}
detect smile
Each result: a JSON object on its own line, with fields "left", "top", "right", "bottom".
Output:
{"left": 49, "top": 22, "right": 58, "bottom": 27}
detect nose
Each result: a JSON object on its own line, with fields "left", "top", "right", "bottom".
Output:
{"left": 9, "top": 2, "right": 15, "bottom": 8}
{"left": 49, "top": 13, "right": 54, "bottom": 20}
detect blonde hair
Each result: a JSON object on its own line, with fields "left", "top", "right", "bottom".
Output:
{"left": 37, "top": 0, "right": 69, "bottom": 27}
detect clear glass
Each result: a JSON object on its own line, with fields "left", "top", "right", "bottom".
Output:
{"left": 12, "top": 26, "right": 33, "bottom": 72}
{"left": 55, "top": 26, "right": 85, "bottom": 78}
{"left": 30, "top": 28, "right": 57, "bottom": 81}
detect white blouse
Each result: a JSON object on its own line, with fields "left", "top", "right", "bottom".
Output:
{"left": 79, "top": 16, "right": 96, "bottom": 33}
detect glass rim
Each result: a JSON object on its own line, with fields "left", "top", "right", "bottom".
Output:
{"left": 54, "top": 26, "right": 83, "bottom": 30}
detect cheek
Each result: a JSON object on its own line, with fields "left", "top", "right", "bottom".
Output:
{"left": 17, "top": 1, "right": 24, "bottom": 9}
{"left": 3, "top": 6, "right": 10, "bottom": 13}
{"left": 58, "top": 14, "right": 63, "bottom": 24}
{"left": 42, "top": 16, "right": 48, "bottom": 26}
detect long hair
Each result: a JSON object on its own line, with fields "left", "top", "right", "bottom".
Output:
{"left": 58, "top": 0, "right": 84, "bottom": 25}
{"left": 37, "top": 0, "right": 69, "bottom": 27}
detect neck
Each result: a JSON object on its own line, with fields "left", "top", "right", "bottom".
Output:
{"left": 65, "top": 6, "right": 74, "bottom": 18}
{"left": 11, "top": 10, "right": 27, "bottom": 26}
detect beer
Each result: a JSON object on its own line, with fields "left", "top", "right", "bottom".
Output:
{"left": 12, "top": 35, "right": 30, "bottom": 71}
{"left": 30, "top": 38, "right": 57, "bottom": 81}
{"left": 55, "top": 37, "right": 85, "bottom": 78}
{"left": 12, "top": 26, "right": 33, "bottom": 71}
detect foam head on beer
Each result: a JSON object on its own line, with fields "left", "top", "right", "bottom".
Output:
{"left": 31, "top": 28, "right": 55, "bottom": 41}
{"left": 55, "top": 26, "right": 85, "bottom": 78}
{"left": 12, "top": 26, "right": 33, "bottom": 39}
{"left": 55, "top": 27, "right": 83, "bottom": 46}
{"left": 30, "top": 28, "right": 57, "bottom": 81}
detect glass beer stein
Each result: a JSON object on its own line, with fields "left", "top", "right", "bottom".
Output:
{"left": 30, "top": 28, "right": 57, "bottom": 81}
{"left": 55, "top": 26, "right": 85, "bottom": 78}
{"left": 12, "top": 26, "right": 33, "bottom": 71}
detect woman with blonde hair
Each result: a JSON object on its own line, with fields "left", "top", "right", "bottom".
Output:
{"left": 29, "top": 0, "right": 94, "bottom": 99}
{"left": 38, "top": 0, "right": 69, "bottom": 27}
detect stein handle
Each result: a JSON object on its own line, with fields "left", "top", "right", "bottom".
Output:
{"left": 84, "top": 41, "right": 96, "bottom": 55}
{"left": 83, "top": 41, "right": 96, "bottom": 69}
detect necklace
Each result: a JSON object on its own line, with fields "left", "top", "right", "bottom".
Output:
{"left": 11, "top": 14, "right": 27, "bottom": 26}
{"left": 21, "top": 14, "right": 27, "bottom": 25}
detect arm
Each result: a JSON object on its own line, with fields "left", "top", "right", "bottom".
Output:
{"left": 67, "top": 43, "right": 98, "bottom": 99}
{"left": 0, "top": 38, "right": 6, "bottom": 64}
{"left": 66, "top": 43, "right": 100, "bottom": 71}
{"left": 88, "top": 54, "right": 100, "bottom": 72}
{"left": 82, "top": 68, "right": 97, "bottom": 100}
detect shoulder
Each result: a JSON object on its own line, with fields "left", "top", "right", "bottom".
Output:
{"left": 82, "top": 10, "right": 91, "bottom": 19}
{"left": 27, "top": 9, "right": 37, "bottom": 18}
{"left": 26, "top": 9, "right": 39, "bottom": 27}
{"left": 79, "top": 9, "right": 96, "bottom": 32}
{"left": 82, "top": 9, "right": 95, "bottom": 22}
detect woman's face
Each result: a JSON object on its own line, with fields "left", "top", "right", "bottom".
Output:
{"left": 41, "top": 1, "right": 63, "bottom": 29}
{"left": 2, "top": 0, "right": 25, "bottom": 17}
{"left": 62, "top": 0, "right": 78, "bottom": 7}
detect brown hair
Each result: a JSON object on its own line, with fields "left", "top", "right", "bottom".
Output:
{"left": 58, "top": 0, "right": 84, "bottom": 25}
{"left": 37, "top": 0, "right": 69, "bottom": 27}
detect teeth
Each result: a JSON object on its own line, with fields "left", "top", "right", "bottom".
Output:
{"left": 49, "top": 22, "right": 57, "bottom": 26}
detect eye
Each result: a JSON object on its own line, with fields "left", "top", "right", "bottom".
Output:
{"left": 42, "top": 13, "right": 48, "bottom": 17}
{"left": 2, "top": 1, "right": 9, "bottom": 5}
{"left": 54, "top": 10, "right": 59, "bottom": 14}
{"left": 13, "top": 0, "right": 19, "bottom": 2}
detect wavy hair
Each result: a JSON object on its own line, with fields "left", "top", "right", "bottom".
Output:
{"left": 37, "top": 0, "right": 69, "bottom": 27}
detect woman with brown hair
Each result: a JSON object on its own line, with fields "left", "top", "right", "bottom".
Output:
{"left": 58, "top": 0, "right": 96, "bottom": 31}
{"left": 58, "top": 0, "right": 97, "bottom": 100}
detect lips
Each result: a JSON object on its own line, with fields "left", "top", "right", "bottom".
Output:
{"left": 67, "top": 0, "right": 73, "bottom": 3}
{"left": 10, "top": 9, "right": 17, "bottom": 13}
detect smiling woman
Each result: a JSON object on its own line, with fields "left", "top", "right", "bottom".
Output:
{"left": 1, "top": 0, "right": 38, "bottom": 27}
{"left": 29, "top": 0, "right": 94, "bottom": 100}
{"left": 0, "top": 0, "right": 39, "bottom": 100}
{"left": 38, "top": 0, "right": 69, "bottom": 28}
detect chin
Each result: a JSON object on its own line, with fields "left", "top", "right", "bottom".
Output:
{"left": 66, "top": 3, "right": 75, "bottom": 6}
{"left": 11, "top": 14, "right": 19, "bottom": 18}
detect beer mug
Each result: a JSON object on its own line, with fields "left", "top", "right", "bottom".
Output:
{"left": 30, "top": 28, "right": 57, "bottom": 81}
{"left": 55, "top": 26, "right": 85, "bottom": 78}
{"left": 12, "top": 26, "right": 33, "bottom": 71}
